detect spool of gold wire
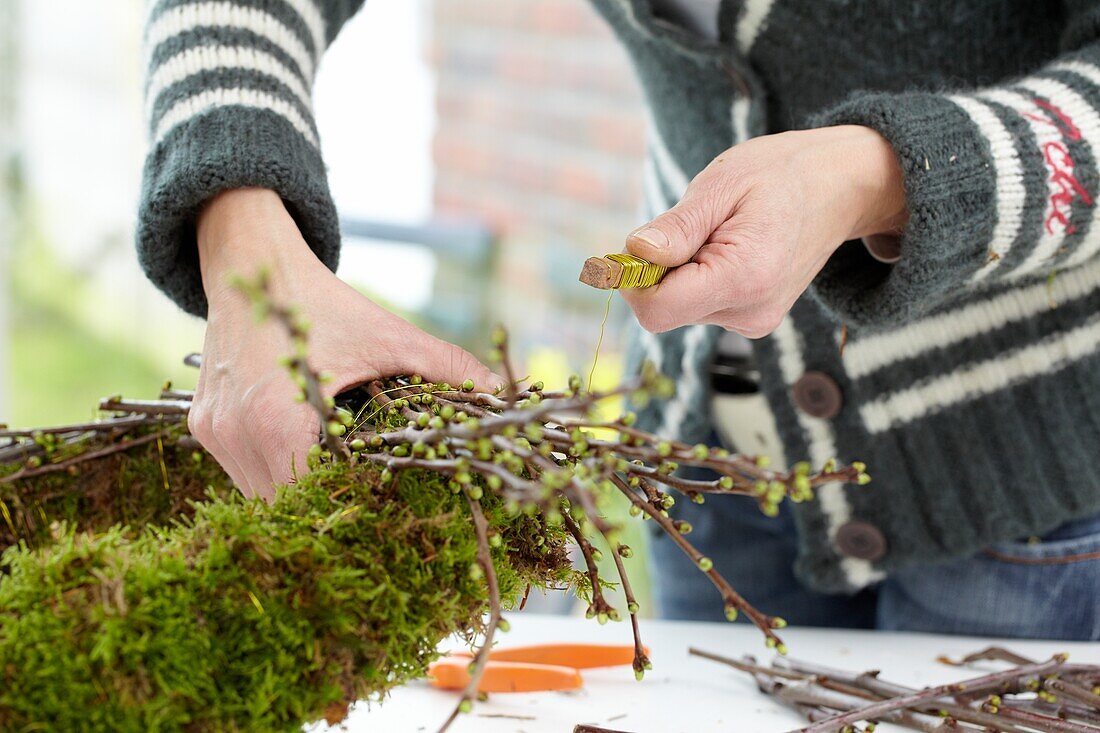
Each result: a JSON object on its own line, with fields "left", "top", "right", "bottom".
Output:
{"left": 578, "top": 253, "right": 668, "bottom": 290}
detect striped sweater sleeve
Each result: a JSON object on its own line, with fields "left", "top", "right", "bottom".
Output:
{"left": 137, "top": 0, "right": 365, "bottom": 317}
{"left": 808, "top": 1, "right": 1100, "bottom": 329}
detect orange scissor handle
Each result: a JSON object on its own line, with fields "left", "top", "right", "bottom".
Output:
{"left": 428, "top": 659, "right": 583, "bottom": 693}
{"left": 447, "top": 643, "right": 647, "bottom": 670}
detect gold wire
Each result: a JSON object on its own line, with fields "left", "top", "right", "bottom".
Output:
{"left": 587, "top": 290, "right": 614, "bottom": 391}
{"left": 604, "top": 252, "right": 668, "bottom": 289}
{"left": 586, "top": 253, "right": 665, "bottom": 391}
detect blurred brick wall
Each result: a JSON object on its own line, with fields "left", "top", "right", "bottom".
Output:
{"left": 428, "top": 0, "right": 648, "bottom": 365}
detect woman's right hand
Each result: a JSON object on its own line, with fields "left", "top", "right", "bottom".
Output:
{"left": 190, "top": 188, "right": 503, "bottom": 501}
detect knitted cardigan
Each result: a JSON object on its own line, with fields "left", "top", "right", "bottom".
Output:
{"left": 138, "top": 0, "right": 1100, "bottom": 593}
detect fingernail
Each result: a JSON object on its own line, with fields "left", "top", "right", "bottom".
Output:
{"left": 630, "top": 226, "right": 669, "bottom": 250}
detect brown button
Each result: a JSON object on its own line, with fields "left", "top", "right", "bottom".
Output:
{"left": 791, "top": 371, "right": 843, "bottom": 419}
{"left": 835, "top": 521, "right": 888, "bottom": 561}
{"left": 863, "top": 234, "right": 902, "bottom": 264}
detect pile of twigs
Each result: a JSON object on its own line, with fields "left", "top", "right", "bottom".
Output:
{"left": 689, "top": 646, "right": 1100, "bottom": 733}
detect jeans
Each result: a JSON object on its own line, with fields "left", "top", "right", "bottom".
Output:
{"left": 650, "top": 483, "right": 1100, "bottom": 640}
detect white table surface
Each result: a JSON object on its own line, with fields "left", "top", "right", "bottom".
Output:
{"left": 314, "top": 612, "right": 1100, "bottom": 733}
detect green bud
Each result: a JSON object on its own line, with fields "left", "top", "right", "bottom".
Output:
{"left": 461, "top": 379, "right": 475, "bottom": 392}
{"left": 488, "top": 534, "right": 502, "bottom": 548}
{"left": 697, "top": 557, "right": 713, "bottom": 572}
{"left": 634, "top": 668, "right": 645, "bottom": 681}
{"left": 677, "top": 521, "right": 693, "bottom": 535}
{"left": 771, "top": 616, "right": 787, "bottom": 629}
{"left": 693, "top": 493, "right": 705, "bottom": 504}
{"left": 497, "top": 618, "right": 510, "bottom": 632}
{"left": 469, "top": 564, "right": 483, "bottom": 581}
{"left": 725, "top": 605, "right": 739, "bottom": 622}
{"left": 857, "top": 472, "right": 872, "bottom": 485}
{"left": 308, "top": 444, "right": 323, "bottom": 457}
{"left": 458, "top": 699, "right": 472, "bottom": 714}
{"left": 597, "top": 612, "right": 608, "bottom": 625}
{"left": 349, "top": 438, "right": 367, "bottom": 451}
{"left": 692, "top": 443, "right": 709, "bottom": 459}
{"left": 409, "top": 374, "right": 423, "bottom": 385}
{"left": 628, "top": 601, "right": 640, "bottom": 614}
{"left": 327, "top": 422, "right": 346, "bottom": 436}
{"left": 776, "top": 643, "right": 788, "bottom": 656}
{"left": 755, "top": 454, "right": 771, "bottom": 468}
{"left": 391, "top": 445, "right": 409, "bottom": 457}
{"left": 466, "top": 485, "right": 484, "bottom": 501}
{"left": 718, "top": 476, "right": 734, "bottom": 490}
{"left": 851, "top": 461, "right": 867, "bottom": 473}
{"left": 656, "top": 441, "right": 672, "bottom": 457}
{"left": 617, "top": 544, "right": 633, "bottom": 558}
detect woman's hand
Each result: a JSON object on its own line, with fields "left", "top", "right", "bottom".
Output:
{"left": 621, "top": 125, "right": 907, "bottom": 337}
{"left": 189, "top": 188, "right": 502, "bottom": 501}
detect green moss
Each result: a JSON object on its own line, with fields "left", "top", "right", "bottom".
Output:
{"left": 0, "top": 431, "right": 570, "bottom": 732}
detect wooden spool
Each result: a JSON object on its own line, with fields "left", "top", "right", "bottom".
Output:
{"left": 578, "top": 256, "right": 625, "bottom": 290}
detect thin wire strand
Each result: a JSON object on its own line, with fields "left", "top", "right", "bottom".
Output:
{"left": 586, "top": 254, "right": 664, "bottom": 391}
{"left": 587, "top": 290, "right": 614, "bottom": 392}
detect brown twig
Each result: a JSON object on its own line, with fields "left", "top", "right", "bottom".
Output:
{"left": 437, "top": 491, "right": 503, "bottom": 733}
{"left": 787, "top": 656, "right": 1069, "bottom": 733}
{"left": 0, "top": 431, "right": 168, "bottom": 485}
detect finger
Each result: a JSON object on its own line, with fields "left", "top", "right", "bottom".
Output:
{"left": 620, "top": 259, "right": 730, "bottom": 333}
{"left": 625, "top": 171, "right": 737, "bottom": 268}
{"left": 243, "top": 442, "right": 281, "bottom": 503}
{"left": 206, "top": 439, "right": 257, "bottom": 500}
{"left": 190, "top": 397, "right": 257, "bottom": 499}
{"left": 263, "top": 433, "right": 315, "bottom": 494}
{"left": 217, "top": 435, "right": 261, "bottom": 500}
{"left": 407, "top": 334, "right": 506, "bottom": 392}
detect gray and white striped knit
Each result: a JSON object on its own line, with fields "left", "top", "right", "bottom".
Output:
{"left": 138, "top": 0, "right": 1100, "bottom": 593}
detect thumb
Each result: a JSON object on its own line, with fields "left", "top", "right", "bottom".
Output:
{"left": 626, "top": 198, "right": 718, "bottom": 267}
{"left": 413, "top": 335, "right": 506, "bottom": 394}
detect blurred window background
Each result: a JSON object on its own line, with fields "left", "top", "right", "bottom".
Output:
{"left": 1, "top": 0, "right": 649, "bottom": 426}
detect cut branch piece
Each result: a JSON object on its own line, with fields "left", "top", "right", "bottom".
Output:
{"left": 579, "top": 256, "right": 623, "bottom": 289}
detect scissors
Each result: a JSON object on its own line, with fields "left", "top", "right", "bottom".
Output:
{"left": 428, "top": 643, "right": 647, "bottom": 693}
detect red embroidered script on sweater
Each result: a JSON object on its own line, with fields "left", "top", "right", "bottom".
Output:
{"left": 1025, "top": 98, "right": 1094, "bottom": 235}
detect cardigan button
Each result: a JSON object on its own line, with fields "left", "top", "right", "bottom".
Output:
{"left": 835, "top": 521, "right": 888, "bottom": 561}
{"left": 791, "top": 371, "right": 843, "bottom": 419}
{"left": 863, "top": 233, "right": 902, "bottom": 264}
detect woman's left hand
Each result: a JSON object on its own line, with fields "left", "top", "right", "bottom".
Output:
{"left": 620, "top": 125, "right": 908, "bottom": 337}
